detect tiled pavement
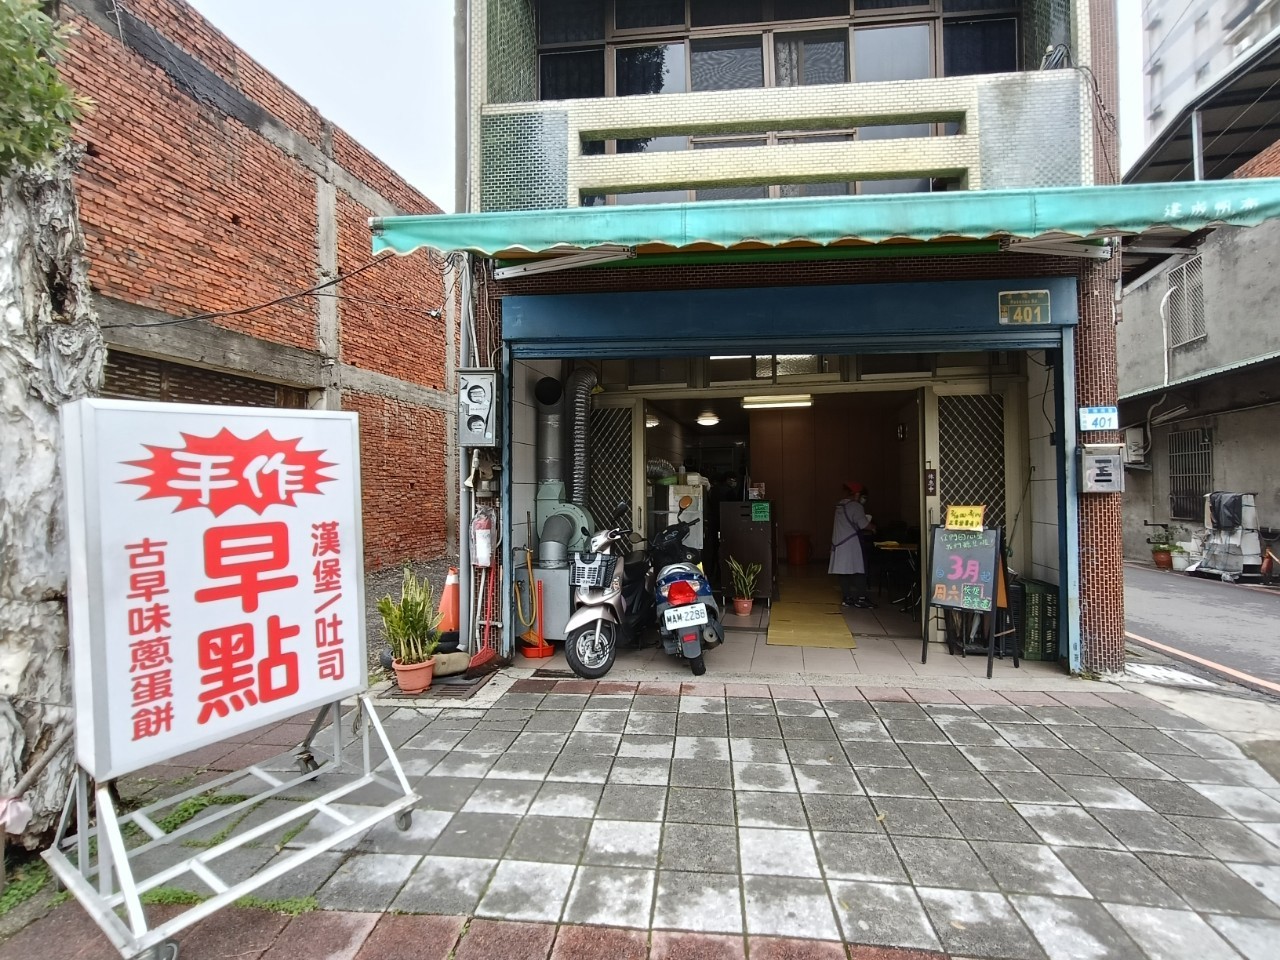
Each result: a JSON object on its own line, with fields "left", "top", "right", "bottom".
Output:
{"left": 7, "top": 679, "right": 1280, "bottom": 960}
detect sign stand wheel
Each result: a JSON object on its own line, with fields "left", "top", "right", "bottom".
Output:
{"left": 139, "top": 941, "right": 179, "bottom": 960}
{"left": 395, "top": 810, "right": 413, "bottom": 831}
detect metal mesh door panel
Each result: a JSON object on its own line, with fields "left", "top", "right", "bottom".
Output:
{"left": 939, "top": 394, "right": 1006, "bottom": 531}
{"left": 589, "top": 408, "right": 633, "bottom": 528}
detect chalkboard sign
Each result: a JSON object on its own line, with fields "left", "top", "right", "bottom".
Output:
{"left": 928, "top": 527, "right": 1000, "bottom": 612}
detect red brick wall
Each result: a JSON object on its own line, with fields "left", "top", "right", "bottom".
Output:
{"left": 1232, "top": 139, "right": 1280, "bottom": 179}
{"left": 342, "top": 391, "right": 449, "bottom": 570}
{"left": 60, "top": 0, "right": 450, "bottom": 569}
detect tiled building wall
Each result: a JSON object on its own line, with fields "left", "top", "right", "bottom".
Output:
{"left": 62, "top": 0, "right": 451, "bottom": 569}
{"left": 479, "top": 72, "right": 1089, "bottom": 211}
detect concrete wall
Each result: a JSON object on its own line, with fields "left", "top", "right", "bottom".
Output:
{"left": 1120, "top": 220, "right": 1280, "bottom": 399}
{"left": 62, "top": 0, "right": 452, "bottom": 570}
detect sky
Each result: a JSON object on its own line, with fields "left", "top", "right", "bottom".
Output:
{"left": 189, "top": 1, "right": 1147, "bottom": 212}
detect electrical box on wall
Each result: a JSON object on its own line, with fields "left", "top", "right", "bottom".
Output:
{"left": 459, "top": 369, "right": 499, "bottom": 447}
{"left": 1080, "top": 443, "right": 1125, "bottom": 493}
{"left": 1123, "top": 427, "right": 1145, "bottom": 464}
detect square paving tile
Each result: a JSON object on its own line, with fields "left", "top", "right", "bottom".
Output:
{"left": 357, "top": 809, "right": 454, "bottom": 855}
{"left": 916, "top": 887, "right": 1046, "bottom": 959}
{"left": 475, "top": 860, "right": 576, "bottom": 923}
{"left": 563, "top": 732, "right": 622, "bottom": 756}
{"left": 669, "top": 758, "right": 733, "bottom": 789}
{"left": 454, "top": 730, "right": 519, "bottom": 753}
{"left": 575, "top": 710, "right": 628, "bottom": 734}
{"left": 1015, "top": 805, "right": 1122, "bottom": 849}
{"left": 732, "top": 762, "right": 798, "bottom": 793}
{"left": 732, "top": 715, "right": 783, "bottom": 738}
{"left": 431, "top": 752, "right": 500, "bottom": 779}
{"left": 1010, "top": 895, "right": 1143, "bottom": 960}
{"left": 775, "top": 697, "right": 826, "bottom": 717}
{"left": 1090, "top": 808, "right": 1207, "bottom": 855}
{"left": 1145, "top": 856, "right": 1280, "bottom": 917}
{"left": 801, "top": 793, "right": 884, "bottom": 833}
{"left": 742, "top": 875, "right": 841, "bottom": 940}
{"left": 1206, "top": 915, "right": 1280, "bottom": 960}
{"left": 549, "top": 925, "right": 647, "bottom": 960}
{"left": 727, "top": 696, "right": 777, "bottom": 715}
{"left": 1087, "top": 751, "right": 1174, "bottom": 779}
{"left": 532, "top": 781, "right": 604, "bottom": 817}
{"left": 677, "top": 714, "right": 730, "bottom": 737}
{"left": 901, "top": 743, "right": 976, "bottom": 774}
{"left": 1104, "top": 904, "right": 1241, "bottom": 960}
{"left": 856, "top": 767, "right": 931, "bottom": 798}
{"left": 970, "top": 842, "right": 1090, "bottom": 897}
{"left": 390, "top": 855, "right": 496, "bottom": 914}
{"left": 736, "top": 791, "right": 808, "bottom": 829}
{"left": 681, "top": 694, "right": 728, "bottom": 714}
{"left": 506, "top": 815, "right": 591, "bottom": 863}
{"left": 547, "top": 754, "right": 613, "bottom": 783}
{"left": 626, "top": 712, "right": 678, "bottom": 736}
{"left": 942, "top": 799, "right": 1039, "bottom": 844}
{"left": 1048, "top": 774, "right": 1150, "bottom": 810}
{"left": 666, "top": 786, "right": 737, "bottom": 825}
{"left": 738, "top": 827, "right": 822, "bottom": 877}
{"left": 584, "top": 819, "right": 663, "bottom": 868}
{"left": 814, "top": 831, "right": 909, "bottom": 882}
{"left": 608, "top": 757, "right": 671, "bottom": 786}
{"left": 871, "top": 797, "right": 961, "bottom": 838}
{"left": 675, "top": 736, "right": 732, "bottom": 761}
{"left": 730, "top": 738, "right": 789, "bottom": 764}
{"left": 430, "top": 812, "right": 521, "bottom": 858}
{"left": 563, "top": 865, "right": 656, "bottom": 928}
{"left": 596, "top": 783, "right": 668, "bottom": 821}
{"left": 1192, "top": 784, "right": 1280, "bottom": 821}
{"left": 524, "top": 712, "right": 580, "bottom": 733}
{"left": 1053, "top": 726, "right": 1129, "bottom": 752}
{"left": 833, "top": 720, "right": 893, "bottom": 742}
{"left": 456, "top": 919, "right": 556, "bottom": 960}
{"left": 784, "top": 740, "right": 849, "bottom": 766}
{"left": 659, "top": 822, "right": 740, "bottom": 873}
{"left": 1110, "top": 728, "right": 1199, "bottom": 756}
{"left": 892, "top": 836, "right": 997, "bottom": 891}
{"left": 779, "top": 717, "right": 837, "bottom": 740}
{"left": 653, "top": 870, "right": 744, "bottom": 934}
{"left": 843, "top": 741, "right": 911, "bottom": 767}
{"left": 1168, "top": 815, "right": 1280, "bottom": 863}
{"left": 1019, "top": 748, "right": 1106, "bottom": 778}
{"left": 461, "top": 779, "right": 540, "bottom": 816}
{"left": 958, "top": 746, "right": 1037, "bottom": 772}
{"left": 986, "top": 771, "right": 1076, "bottom": 805}
{"left": 486, "top": 752, "right": 558, "bottom": 780}
{"left": 870, "top": 701, "right": 930, "bottom": 721}
{"left": 1051, "top": 847, "right": 1186, "bottom": 907}
{"left": 828, "top": 880, "right": 941, "bottom": 952}
{"left": 939, "top": 721, "right": 1007, "bottom": 747}
{"left": 1121, "top": 778, "right": 1232, "bottom": 818}
{"left": 884, "top": 720, "right": 948, "bottom": 744}
{"left": 920, "top": 771, "right": 1001, "bottom": 802}
{"left": 793, "top": 764, "right": 863, "bottom": 795}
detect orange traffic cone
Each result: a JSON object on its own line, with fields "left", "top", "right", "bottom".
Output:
{"left": 437, "top": 567, "right": 459, "bottom": 633}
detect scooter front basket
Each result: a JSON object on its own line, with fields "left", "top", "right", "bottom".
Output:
{"left": 570, "top": 551, "right": 618, "bottom": 588}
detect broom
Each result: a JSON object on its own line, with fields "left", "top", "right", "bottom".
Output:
{"left": 466, "top": 560, "right": 502, "bottom": 678}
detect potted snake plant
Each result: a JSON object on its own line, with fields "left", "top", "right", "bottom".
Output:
{"left": 378, "top": 567, "right": 443, "bottom": 694}
{"left": 727, "top": 556, "right": 761, "bottom": 617}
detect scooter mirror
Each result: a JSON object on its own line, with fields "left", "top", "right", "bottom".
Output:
{"left": 678, "top": 495, "right": 693, "bottom": 511}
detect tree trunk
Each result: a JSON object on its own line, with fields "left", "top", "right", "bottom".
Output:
{"left": 0, "top": 149, "right": 103, "bottom": 848}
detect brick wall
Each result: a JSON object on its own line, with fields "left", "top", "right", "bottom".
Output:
{"left": 1231, "top": 138, "right": 1280, "bottom": 179}
{"left": 342, "top": 392, "right": 449, "bottom": 570}
{"left": 60, "top": 0, "right": 451, "bottom": 569}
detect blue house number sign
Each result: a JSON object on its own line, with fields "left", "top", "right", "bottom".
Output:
{"left": 1078, "top": 406, "right": 1118, "bottom": 431}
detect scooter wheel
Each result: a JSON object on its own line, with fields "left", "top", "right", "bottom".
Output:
{"left": 689, "top": 655, "right": 706, "bottom": 676}
{"left": 565, "top": 622, "right": 618, "bottom": 679}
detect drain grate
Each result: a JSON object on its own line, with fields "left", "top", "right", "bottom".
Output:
{"left": 386, "top": 673, "right": 494, "bottom": 700}
{"left": 533, "top": 668, "right": 579, "bottom": 679}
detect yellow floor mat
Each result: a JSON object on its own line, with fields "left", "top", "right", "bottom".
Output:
{"left": 766, "top": 600, "right": 857, "bottom": 649}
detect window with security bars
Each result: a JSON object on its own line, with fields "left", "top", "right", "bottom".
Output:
{"left": 938, "top": 394, "right": 1006, "bottom": 532}
{"left": 1167, "top": 256, "right": 1205, "bottom": 348}
{"left": 1168, "top": 427, "right": 1211, "bottom": 521}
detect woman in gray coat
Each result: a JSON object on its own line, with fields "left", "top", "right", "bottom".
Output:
{"left": 830, "top": 482, "right": 877, "bottom": 608}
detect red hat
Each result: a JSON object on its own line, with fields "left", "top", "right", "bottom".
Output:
{"left": 844, "top": 481, "right": 864, "bottom": 497}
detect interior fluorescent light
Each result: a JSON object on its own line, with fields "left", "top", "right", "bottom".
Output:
{"left": 741, "top": 394, "right": 812, "bottom": 410}
{"left": 645, "top": 414, "right": 660, "bottom": 428}
{"left": 696, "top": 411, "right": 720, "bottom": 426}
{"left": 493, "top": 246, "right": 635, "bottom": 279}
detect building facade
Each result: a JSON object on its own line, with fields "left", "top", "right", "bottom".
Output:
{"left": 1119, "top": 34, "right": 1280, "bottom": 565}
{"left": 372, "top": 1, "right": 1280, "bottom": 678}
{"left": 58, "top": 0, "right": 455, "bottom": 570}
{"left": 1142, "top": 0, "right": 1280, "bottom": 144}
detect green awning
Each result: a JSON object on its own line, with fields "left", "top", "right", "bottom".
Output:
{"left": 371, "top": 179, "right": 1280, "bottom": 259}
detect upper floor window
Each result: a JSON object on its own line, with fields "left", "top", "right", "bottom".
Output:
{"left": 535, "top": 0, "right": 1020, "bottom": 100}
{"left": 1167, "top": 256, "right": 1205, "bottom": 348}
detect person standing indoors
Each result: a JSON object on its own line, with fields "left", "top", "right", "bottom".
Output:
{"left": 830, "top": 482, "right": 877, "bottom": 608}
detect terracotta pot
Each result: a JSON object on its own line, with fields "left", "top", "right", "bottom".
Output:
{"left": 392, "top": 656, "right": 435, "bottom": 694}
{"left": 1151, "top": 549, "right": 1173, "bottom": 571}
{"left": 733, "top": 597, "right": 754, "bottom": 617}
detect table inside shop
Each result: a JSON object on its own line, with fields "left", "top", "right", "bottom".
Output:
{"left": 873, "top": 541, "right": 920, "bottom": 612}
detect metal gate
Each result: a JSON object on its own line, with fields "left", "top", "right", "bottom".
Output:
{"left": 589, "top": 407, "right": 633, "bottom": 527}
{"left": 102, "top": 351, "right": 308, "bottom": 407}
{"left": 938, "top": 395, "right": 1007, "bottom": 531}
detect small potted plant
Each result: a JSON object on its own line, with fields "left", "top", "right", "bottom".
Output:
{"left": 727, "top": 556, "right": 761, "bottom": 617}
{"left": 1149, "top": 530, "right": 1175, "bottom": 571}
{"left": 378, "top": 566, "right": 443, "bottom": 694}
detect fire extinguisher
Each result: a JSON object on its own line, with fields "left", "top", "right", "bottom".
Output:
{"left": 471, "top": 508, "right": 495, "bottom": 568}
